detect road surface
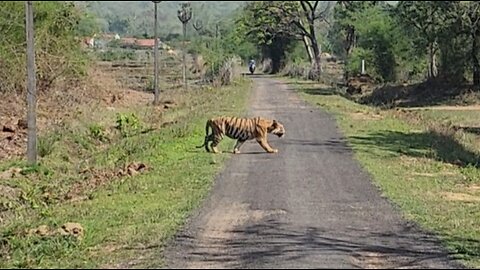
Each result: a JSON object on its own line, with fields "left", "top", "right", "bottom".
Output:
{"left": 162, "top": 75, "right": 462, "bottom": 269}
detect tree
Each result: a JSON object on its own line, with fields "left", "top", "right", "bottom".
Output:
{"left": 346, "top": 4, "right": 398, "bottom": 82}
{"left": 275, "top": 1, "right": 332, "bottom": 76}
{"left": 396, "top": 1, "right": 454, "bottom": 79}
{"left": 75, "top": 12, "right": 100, "bottom": 37}
{"left": 332, "top": 1, "right": 377, "bottom": 58}
{"left": 0, "top": 1, "right": 89, "bottom": 94}
{"left": 460, "top": 1, "right": 480, "bottom": 86}
{"left": 235, "top": 1, "right": 298, "bottom": 73}
{"left": 108, "top": 16, "right": 130, "bottom": 34}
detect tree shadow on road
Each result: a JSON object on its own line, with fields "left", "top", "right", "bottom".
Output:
{"left": 166, "top": 220, "right": 467, "bottom": 268}
{"left": 281, "top": 138, "right": 353, "bottom": 155}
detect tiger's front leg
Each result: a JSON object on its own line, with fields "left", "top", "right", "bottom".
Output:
{"left": 256, "top": 137, "right": 278, "bottom": 154}
{"left": 233, "top": 139, "right": 246, "bottom": 154}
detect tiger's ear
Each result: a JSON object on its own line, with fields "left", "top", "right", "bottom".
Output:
{"left": 273, "top": 119, "right": 277, "bottom": 124}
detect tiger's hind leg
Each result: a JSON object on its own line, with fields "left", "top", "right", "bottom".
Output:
{"left": 211, "top": 142, "right": 222, "bottom": 154}
{"left": 204, "top": 134, "right": 213, "bottom": 152}
{"left": 210, "top": 134, "right": 223, "bottom": 154}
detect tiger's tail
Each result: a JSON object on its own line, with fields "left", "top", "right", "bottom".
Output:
{"left": 196, "top": 119, "right": 212, "bottom": 152}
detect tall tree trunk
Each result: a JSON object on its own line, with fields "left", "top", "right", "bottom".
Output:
{"left": 302, "top": 35, "right": 314, "bottom": 64}
{"left": 345, "top": 25, "right": 355, "bottom": 57}
{"left": 299, "top": 19, "right": 314, "bottom": 63}
{"left": 308, "top": 22, "right": 322, "bottom": 75}
{"left": 428, "top": 42, "right": 438, "bottom": 78}
{"left": 343, "top": 25, "right": 356, "bottom": 81}
{"left": 472, "top": 31, "right": 480, "bottom": 87}
{"left": 311, "top": 38, "right": 321, "bottom": 72}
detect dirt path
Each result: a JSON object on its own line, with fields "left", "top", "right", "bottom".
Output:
{"left": 162, "top": 75, "right": 463, "bottom": 269}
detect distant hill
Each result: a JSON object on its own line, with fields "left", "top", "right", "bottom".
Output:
{"left": 77, "top": 1, "right": 246, "bottom": 38}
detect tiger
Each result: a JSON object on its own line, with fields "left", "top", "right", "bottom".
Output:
{"left": 196, "top": 116, "right": 285, "bottom": 154}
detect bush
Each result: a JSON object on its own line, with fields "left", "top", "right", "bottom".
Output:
{"left": 115, "top": 113, "right": 142, "bottom": 138}
{"left": 346, "top": 48, "right": 379, "bottom": 81}
{"left": 38, "top": 132, "right": 62, "bottom": 158}
{"left": 88, "top": 124, "right": 109, "bottom": 142}
{"left": 96, "top": 49, "right": 136, "bottom": 62}
{"left": 0, "top": 2, "right": 91, "bottom": 93}
{"left": 285, "top": 41, "right": 310, "bottom": 64}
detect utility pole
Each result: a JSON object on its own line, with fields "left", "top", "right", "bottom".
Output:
{"left": 177, "top": 2, "right": 192, "bottom": 90}
{"left": 25, "top": 1, "right": 37, "bottom": 165}
{"left": 153, "top": 1, "right": 161, "bottom": 105}
{"left": 215, "top": 22, "right": 219, "bottom": 75}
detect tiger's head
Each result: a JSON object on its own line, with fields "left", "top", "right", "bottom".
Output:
{"left": 269, "top": 119, "right": 285, "bottom": 138}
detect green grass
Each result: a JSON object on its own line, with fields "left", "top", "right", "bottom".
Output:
{"left": 0, "top": 79, "right": 252, "bottom": 268}
{"left": 283, "top": 77, "right": 480, "bottom": 268}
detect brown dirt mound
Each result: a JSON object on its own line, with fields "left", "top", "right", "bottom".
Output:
{"left": 346, "top": 74, "right": 376, "bottom": 95}
{"left": 26, "top": 222, "right": 84, "bottom": 239}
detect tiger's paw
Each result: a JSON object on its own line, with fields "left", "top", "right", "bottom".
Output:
{"left": 233, "top": 149, "right": 241, "bottom": 154}
{"left": 268, "top": 149, "right": 278, "bottom": 154}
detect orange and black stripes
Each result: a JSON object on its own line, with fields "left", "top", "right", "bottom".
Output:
{"left": 197, "top": 116, "right": 285, "bottom": 154}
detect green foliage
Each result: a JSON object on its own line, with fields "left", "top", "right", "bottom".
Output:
{"left": 351, "top": 6, "right": 397, "bottom": 82}
{"left": 395, "top": 1, "right": 463, "bottom": 80}
{"left": 234, "top": 1, "right": 299, "bottom": 73}
{"left": 0, "top": 1, "right": 90, "bottom": 93}
{"left": 223, "top": 30, "right": 259, "bottom": 62}
{"left": 88, "top": 124, "right": 109, "bottom": 142}
{"left": 327, "top": 1, "right": 477, "bottom": 83}
{"left": 346, "top": 48, "right": 377, "bottom": 79}
{"left": 74, "top": 7, "right": 101, "bottom": 37}
{"left": 329, "top": 1, "right": 378, "bottom": 58}
{"left": 83, "top": 1, "right": 245, "bottom": 38}
{"left": 285, "top": 41, "right": 310, "bottom": 65}
{"left": 38, "top": 132, "right": 62, "bottom": 158}
{"left": 96, "top": 49, "right": 136, "bottom": 62}
{"left": 115, "top": 113, "right": 142, "bottom": 138}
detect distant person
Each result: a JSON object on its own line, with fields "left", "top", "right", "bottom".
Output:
{"left": 248, "top": 59, "right": 256, "bottom": 74}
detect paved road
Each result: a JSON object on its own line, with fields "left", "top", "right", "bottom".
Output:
{"left": 163, "top": 75, "right": 462, "bottom": 269}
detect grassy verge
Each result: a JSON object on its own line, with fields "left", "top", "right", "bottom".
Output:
{"left": 283, "top": 78, "right": 480, "bottom": 268}
{"left": 0, "top": 79, "right": 252, "bottom": 268}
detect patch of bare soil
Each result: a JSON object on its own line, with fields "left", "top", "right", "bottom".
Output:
{"left": 440, "top": 191, "right": 480, "bottom": 203}
{"left": 25, "top": 222, "right": 84, "bottom": 239}
{"left": 64, "top": 162, "right": 149, "bottom": 203}
{"left": 349, "top": 111, "right": 384, "bottom": 121}
{"left": 0, "top": 65, "right": 155, "bottom": 161}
